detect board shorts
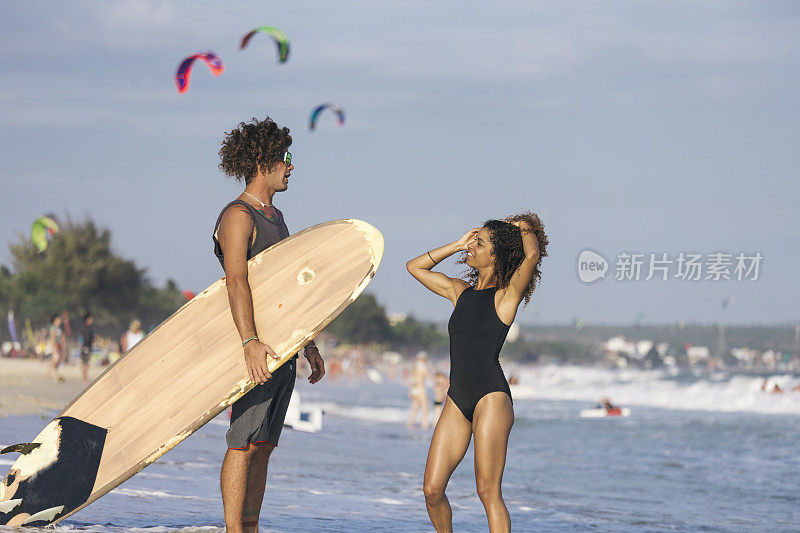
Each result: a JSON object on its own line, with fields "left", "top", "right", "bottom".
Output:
{"left": 226, "top": 355, "right": 297, "bottom": 449}
{"left": 80, "top": 346, "right": 91, "bottom": 364}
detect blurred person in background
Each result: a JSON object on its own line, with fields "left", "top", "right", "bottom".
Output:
{"left": 120, "top": 319, "right": 144, "bottom": 353}
{"left": 407, "top": 352, "right": 431, "bottom": 429}
{"left": 80, "top": 311, "right": 95, "bottom": 384}
{"left": 47, "top": 314, "right": 65, "bottom": 382}
{"left": 432, "top": 371, "right": 449, "bottom": 421}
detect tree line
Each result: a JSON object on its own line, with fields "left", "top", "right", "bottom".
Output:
{"left": 0, "top": 216, "right": 447, "bottom": 350}
{"left": 0, "top": 217, "right": 185, "bottom": 334}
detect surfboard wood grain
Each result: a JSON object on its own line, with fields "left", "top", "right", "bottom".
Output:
{"left": 0, "top": 219, "right": 383, "bottom": 526}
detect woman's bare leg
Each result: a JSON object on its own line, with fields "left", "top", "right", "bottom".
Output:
{"left": 473, "top": 392, "right": 514, "bottom": 533}
{"left": 423, "top": 397, "right": 472, "bottom": 532}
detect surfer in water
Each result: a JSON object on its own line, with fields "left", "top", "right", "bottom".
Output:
{"left": 214, "top": 116, "right": 326, "bottom": 533}
{"left": 407, "top": 212, "right": 547, "bottom": 533}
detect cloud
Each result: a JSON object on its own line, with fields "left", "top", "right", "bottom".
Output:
{"left": 105, "top": 0, "right": 176, "bottom": 27}
{"left": 0, "top": 103, "right": 114, "bottom": 127}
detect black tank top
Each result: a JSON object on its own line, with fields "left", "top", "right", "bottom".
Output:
{"left": 212, "top": 200, "right": 290, "bottom": 271}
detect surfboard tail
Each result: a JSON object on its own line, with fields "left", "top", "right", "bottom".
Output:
{"left": 0, "top": 417, "right": 107, "bottom": 526}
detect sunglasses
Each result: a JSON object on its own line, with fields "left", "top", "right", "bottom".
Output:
{"left": 283, "top": 151, "right": 292, "bottom": 166}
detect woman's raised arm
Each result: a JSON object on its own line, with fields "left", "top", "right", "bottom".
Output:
{"left": 406, "top": 229, "right": 478, "bottom": 305}
{"left": 499, "top": 220, "right": 540, "bottom": 312}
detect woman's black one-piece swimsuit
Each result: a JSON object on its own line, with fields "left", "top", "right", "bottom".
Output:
{"left": 447, "top": 286, "right": 513, "bottom": 422}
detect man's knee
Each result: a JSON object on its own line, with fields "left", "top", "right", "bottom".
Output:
{"left": 254, "top": 442, "right": 275, "bottom": 460}
{"left": 229, "top": 442, "right": 274, "bottom": 461}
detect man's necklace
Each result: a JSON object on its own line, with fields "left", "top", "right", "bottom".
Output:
{"left": 243, "top": 191, "right": 279, "bottom": 223}
{"left": 243, "top": 191, "right": 272, "bottom": 209}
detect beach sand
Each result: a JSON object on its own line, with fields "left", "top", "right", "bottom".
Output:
{"left": 0, "top": 357, "right": 103, "bottom": 417}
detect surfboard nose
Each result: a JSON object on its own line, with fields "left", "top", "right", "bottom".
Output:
{"left": 347, "top": 219, "right": 384, "bottom": 267}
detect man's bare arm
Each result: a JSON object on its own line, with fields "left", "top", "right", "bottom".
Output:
{"left": 217, "top": 206, "right": 279, "bottom": 384}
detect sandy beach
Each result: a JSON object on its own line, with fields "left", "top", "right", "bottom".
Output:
{"left": 0, "top": 357, "right": 103, "bottom": 417}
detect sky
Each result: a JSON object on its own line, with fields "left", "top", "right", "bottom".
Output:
{"left": 1, "top": 1, "right": 799, "bottom": 326}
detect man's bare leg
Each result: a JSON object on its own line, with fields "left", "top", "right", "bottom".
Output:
{"left": 221, "top": 443, "right": 272, "bottom": 533}
{"left": 242, "top": 443, "right": 273, "bottom": 533}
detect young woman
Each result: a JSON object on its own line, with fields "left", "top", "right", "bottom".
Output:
{"left": 47, "top": 314, "right": 65, "bottom": 382}
{"left": 407, "top": 352, "right": 432, "bottom": 429}
{"left": 407, "top": 212, "right": 548, "bottom": 533}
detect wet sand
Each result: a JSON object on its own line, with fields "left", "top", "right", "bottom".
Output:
{"left": 0, "top": 357, "right": 103, "bottom": 417}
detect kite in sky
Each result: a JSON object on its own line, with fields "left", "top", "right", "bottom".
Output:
{"left": 309, "top": 103, "right": 345, "bottom": 131}
{"left": 240, "top": 26, "right": 290, "bottom": 63}
{"left": 175, "top": 51, "right": 224, "bottom": 94}
{"left": 31, "top": 214, "right": 59, "bottom": 253}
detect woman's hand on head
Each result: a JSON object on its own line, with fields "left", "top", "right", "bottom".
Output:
{"left": 509, "top": 218, "right": 531, "bottom": 232}
{"left": 456, "top": 228, "right": 479, "bottom": 250}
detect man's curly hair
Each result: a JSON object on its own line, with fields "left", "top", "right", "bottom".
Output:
{"left": 457, "top": 211, "right": 549, "bottom": 306}
{"left": 218, "top": 116, "right": 292, "bottom": 184}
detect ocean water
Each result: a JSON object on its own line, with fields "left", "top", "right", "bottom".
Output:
{"left": 2, "top": 366, "right": 799, "bottom": 532}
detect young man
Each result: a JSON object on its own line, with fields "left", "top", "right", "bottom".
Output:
{"left": 213, "top": 116, "right": 325, "bottom": 533}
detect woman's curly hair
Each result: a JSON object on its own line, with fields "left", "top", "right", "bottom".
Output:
{"left": 458, "top": 211, "right": 549, "bottom": 306}
{"left": 218, "top": 116, "right": 292, "bottom": 184}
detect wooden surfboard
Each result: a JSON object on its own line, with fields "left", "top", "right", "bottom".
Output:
{"left": 0, "top": 218, "right": 384, "bottom": 526}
